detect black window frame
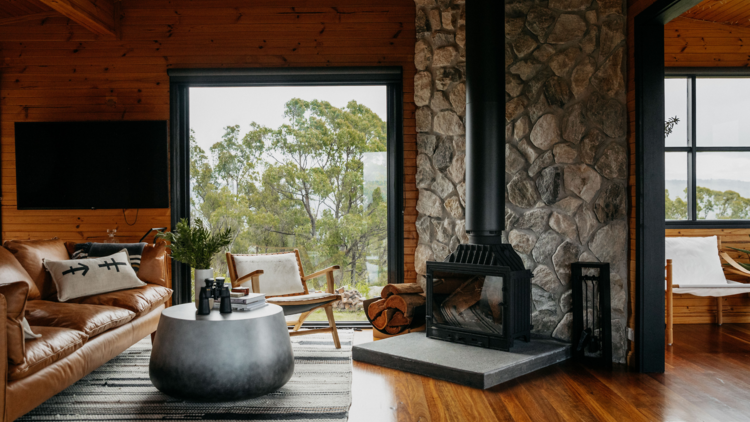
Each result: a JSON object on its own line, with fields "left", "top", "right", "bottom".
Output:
{"left": 665, "top": 68, "right": 750, "bottom": 228}
{"left": 168, "top": 67, "right": 405, "bottom": 328}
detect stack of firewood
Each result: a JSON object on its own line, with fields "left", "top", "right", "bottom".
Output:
{"left": 331, "top": 287, "right": 364, "bottom": 311}
{"left": 366, "top": 284, "right": 425, "bottom": 334}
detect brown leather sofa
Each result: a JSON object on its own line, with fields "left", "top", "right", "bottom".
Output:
{"left": 0, "top": 238, "right": 172, "bottom": 422}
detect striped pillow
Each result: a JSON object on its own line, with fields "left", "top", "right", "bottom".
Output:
{"left": 72, "top": 242, "right": 146, "bottom": 273}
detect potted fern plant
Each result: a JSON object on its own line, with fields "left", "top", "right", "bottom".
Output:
{"left": 156, "top": 218, "right": 233, "bottom": 308}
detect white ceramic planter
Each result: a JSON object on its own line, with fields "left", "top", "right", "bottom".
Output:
{"left": 194, "top": 268, "right": 214, "bottom": 309}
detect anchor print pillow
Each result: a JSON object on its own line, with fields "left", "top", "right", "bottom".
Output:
{"left": 43, "top": 249, "right": 146, "bottom": 302}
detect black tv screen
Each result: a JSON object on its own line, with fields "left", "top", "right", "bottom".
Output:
{"left": 15, "top": 121, "right": 169, "bottom": 210}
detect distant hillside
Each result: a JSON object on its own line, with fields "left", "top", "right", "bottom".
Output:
{"left": 666, "top": 179, "right": 750, "bottom": 200}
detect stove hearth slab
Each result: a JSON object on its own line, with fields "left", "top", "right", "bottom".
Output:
{"left": 352, "top": 333, "right": 571, "bottom": 389}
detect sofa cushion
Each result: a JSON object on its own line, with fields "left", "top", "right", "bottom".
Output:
{"left": 44, "top": 250, "right": 147, "bottom": 302}
{"left": 68, "top": 284, "right": 172, "bottom": 317}
{"left": 0, "top": 247, "right": 41, "bottom": 301}
{"left": 9, "top": 326, "right": 88, "bottom": 381}
{"left": 0, "top": 282, "right": 30, "bottom": 365}
{"left": 139, "top": 242, "right": 168, "bottom": 287}
{"left": 25, "top": 301, "right": 135, "bottom": 337}
{"left": 66, "top": 241, "right": 168, "bottom": 287}
{"left": 4, "top": 239, "right": 69, "bottom": 300}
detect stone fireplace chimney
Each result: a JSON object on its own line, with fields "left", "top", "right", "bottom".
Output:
{"left": 424, "top": 0, "right": 533, "bottom": 351}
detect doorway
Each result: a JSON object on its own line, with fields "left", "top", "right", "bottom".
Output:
{"left": 633, "top": 0, "right": 709, "bottom": 372}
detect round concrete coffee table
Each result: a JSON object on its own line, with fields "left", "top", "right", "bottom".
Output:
{"left": 149, "top": 303, "right": 294, "bottom": 401}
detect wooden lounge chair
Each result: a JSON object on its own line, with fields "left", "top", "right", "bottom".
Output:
{"left": 665, "top": 236, "right": 750, "bottom": 345}
{"left": 226, "top": 250, "right": 342, "bottom": 348}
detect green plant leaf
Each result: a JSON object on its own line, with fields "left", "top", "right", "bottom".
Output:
{"left": 727, "top": 246, "right": 750, "bottom": 255}
{"left": 156, "top": 218, "right": 233, "bottom": 269}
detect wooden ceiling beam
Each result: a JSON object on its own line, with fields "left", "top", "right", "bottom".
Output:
{"left": 38, "top": 0, "right": 116, "bottom": 37}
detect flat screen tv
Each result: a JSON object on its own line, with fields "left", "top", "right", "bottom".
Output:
{"left": 14, "top": 121, "right": 169, "bottom": 210}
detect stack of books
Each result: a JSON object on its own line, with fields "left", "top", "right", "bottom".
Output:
{"left": 213, "top": 292, "right": 267, "bottom": 312}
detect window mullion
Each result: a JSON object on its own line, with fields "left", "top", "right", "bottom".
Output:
{"left": 689, "top": 75, "right": 697, "bottom": 222}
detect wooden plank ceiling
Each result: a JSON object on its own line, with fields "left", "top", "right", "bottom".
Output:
{"left": 0, "top": 0, "right": 117, "bottom": 37}
{"left": 682, "top": 0, "right": 750, "bottom": 28}
{"left": 0, "top": 0, "right": 52, "bottom": 19}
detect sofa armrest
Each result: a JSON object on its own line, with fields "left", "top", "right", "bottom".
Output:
{"left": 0, "top": 283, "right": 28, "bottom": 368}
{"left": 0, "top": 293, "right": 8, "bottom": 422}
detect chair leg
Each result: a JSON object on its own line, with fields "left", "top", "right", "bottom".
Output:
{"left": 324, "top": 305, "right": 341, "bottom": 349}
{"left": 717, "top": 297, "right": 723, "bottom": 326}
{"left": 293, "top": 311, "right": 313, "bottom": 332}
{"left": 666, "top": 294, "right": 673, "bottom": 346}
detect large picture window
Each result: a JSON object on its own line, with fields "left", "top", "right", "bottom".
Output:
{"left": 665, "top": 74, "right": 750, "bottom": 223}
{"left": 168, "top": 68, "right": 404, "bottom": 324}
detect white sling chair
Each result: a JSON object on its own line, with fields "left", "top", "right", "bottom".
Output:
{"left": 665, "top": 236, "right": 750, "bottom": 345}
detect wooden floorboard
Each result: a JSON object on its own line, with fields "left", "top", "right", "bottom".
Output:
{"left": 350, "top": 324, "right": 750, "bottom": 421}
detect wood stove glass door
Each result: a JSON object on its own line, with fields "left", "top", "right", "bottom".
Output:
{"left": 430, "top": 270, "right": 505, "bottom": 335}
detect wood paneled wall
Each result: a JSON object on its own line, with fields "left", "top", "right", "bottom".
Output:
{"left": 0, "top": 0, "right": 417, "bottom": 282}
{"left": 627, "top": 0, "right": 750, "bottom": 363}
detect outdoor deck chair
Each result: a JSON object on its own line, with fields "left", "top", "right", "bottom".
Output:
{"left": 665, "top": 236, "right": 750, "bottom": 345}
{"left": 226, "top": 250, "right": 342, "bottom": 348}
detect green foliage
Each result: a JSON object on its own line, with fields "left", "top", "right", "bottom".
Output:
{"left": 665, "top": 187, "right": 750, "bottom": 220}
{"left": 725, "top": 246, "right": 750, "bottom": 271}
{"left": 665, "top": 189, "right": 688, "bottom": 220}
{"left": 664, "top": 116, "right": 680, "bottom": 137}
{"left": 156, "top": 218, "right": 233, "bottom": 269}
{"left": 190, "top": 98, "right": 388, "bottom": 291}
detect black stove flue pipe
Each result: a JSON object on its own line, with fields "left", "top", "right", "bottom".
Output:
{"left": 465, "top": 0, "right": 504, "bottom": 245}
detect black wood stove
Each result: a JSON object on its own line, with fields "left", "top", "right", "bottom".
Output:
{"left": 424, "top": 0, "right": 531, "bottom": 351}
{"left": 426, "top": 245, "right": 532, "bottom": 351}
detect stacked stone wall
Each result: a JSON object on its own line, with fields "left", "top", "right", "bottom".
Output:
{"left": 413, "top": 0, "right": 629, "bottom": 362}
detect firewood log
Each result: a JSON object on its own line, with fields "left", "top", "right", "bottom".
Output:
{"left": 384, "top": 294, "right": 426, "bottom": 318}
{"left": 366, "top": 298, "right": 388, "bottom": 320}
{"left": 387, "top": 310, "right": 412, "bottom": 326}
{"left": 380, "top": 283, "right": 423, "bottom": 299}
{"left": 384, "top": 325, "right": 404, "bottom": 335}
{"left": 432, "top": 276, "right": 471, "bottom": 295}
{"left": 372, "top": 309, "right": 397, "bottom": 330}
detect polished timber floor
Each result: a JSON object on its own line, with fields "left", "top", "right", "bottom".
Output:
{"left": 349, "top": 324, "right": 750, "bottom": 422}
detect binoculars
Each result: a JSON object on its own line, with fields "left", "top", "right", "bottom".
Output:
{"left": 197, "top": 277, "right": 232, "bottom": 315}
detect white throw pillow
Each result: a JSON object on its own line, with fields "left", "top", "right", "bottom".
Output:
{"left": 665, "top": 236, "right": 727, "bottom": 286}
{"left": 21, "top": 317, "right": 40, "bottom": 340}
{"left": 233, "top": 253, "right": 305, "bottom": 296}
{"left": 44, "top": 250, "right": 146, "bottom": 302}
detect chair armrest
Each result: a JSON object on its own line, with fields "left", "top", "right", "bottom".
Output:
{"left": 302, "top": 266, "right": 340, "bottom": 281}
{"left": 232, "top": 270, "right": 264, "bottom": 293}
{"left": 0, "top": 294, "right": 8, "bottom": 422}
{"left": 302, "top": 266, "right": 340, "bottom": 294}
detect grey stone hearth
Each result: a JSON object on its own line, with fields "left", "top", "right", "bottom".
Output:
{"left": 352, "top": 333, "right": 571, "bottom": 389}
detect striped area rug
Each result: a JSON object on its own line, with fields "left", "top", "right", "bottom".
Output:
{"left": 18, "top": 330, "right": 354, "bottom": 422}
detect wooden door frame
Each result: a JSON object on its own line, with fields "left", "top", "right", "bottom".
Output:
{"left": 633, "top": 0, "right": 703, "bottom": 373}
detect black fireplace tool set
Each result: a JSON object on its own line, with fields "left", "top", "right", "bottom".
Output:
{"left": 571, "top": 262, "right": 612, "bottom": 366}
{"left": 197, "top": 277, "right": 232, "bottom": 315}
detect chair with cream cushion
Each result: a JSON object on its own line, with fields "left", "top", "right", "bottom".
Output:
{"left": 665, "top": 236, "right": 750, "bottom": 346}
{"left": 226, "top": 250, "right": 342, "bottom": 348}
